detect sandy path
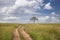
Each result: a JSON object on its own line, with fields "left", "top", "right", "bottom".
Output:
{"left": 13, "top": 28, "right": 21, "bottom": 40}
{"left": 19, "top": 26, "right": 32, "bottom": 40}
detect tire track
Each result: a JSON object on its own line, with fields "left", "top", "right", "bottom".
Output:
{"left": 13, "top": 28, "right": 21, "bottom": 40}
{"left": 19, "top": 26, "right": 32, "bottom": 40}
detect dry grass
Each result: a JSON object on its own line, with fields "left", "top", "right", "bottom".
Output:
{"left": 0, "top": 23, "right": 60, "bottom": 40}
{"left": 23, "top": 24, "right": 60, "bottom": 40}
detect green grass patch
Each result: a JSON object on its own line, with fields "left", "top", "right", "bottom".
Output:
{"left": 0, "top": 23, "right": 20, "bottom": 40}
{"left": 0, "top": 23, "right": 60, "bottom": 40}
{"left": 23, "top": 24, "right": 60, "bottom": 40}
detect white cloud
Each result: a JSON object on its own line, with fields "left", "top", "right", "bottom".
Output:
{"left": 3, "top": 16, "right": 18, "bottom": 20}
{"left": 1, "top": 0, "right": 60, "bottom": 23}
{"left": 51, "top": 12, "right": 57, "bottom": 18}
{"left": 50, "top": 12, "right": 60, "bottom": 23}
{"left": 0, "top": 7, "right": 14, "bottom": 15}
{"left": 25, "top": 9, "right": 33, "bottom": 14}
{"left": 37, "top": 0, "right": 44, "bottom": 3}
{"left": 38, "top": 13, "right": 60, "bottom": 23}
{"left": 51, "top": 12, "right": 55, "bottom": 14}
{"left": 24, "top": 9, "right": 39, "bottom": 14}
{"left": 38, "top": 16, "right": 49, "bottom": 22}
{"left": 0, "top": 0, "right": 44, "bottom": 14}
{"left": 0, "top": 7, "right": 8, "bottom": 13}
{"left": 15, "top": 0, "right": 36, "bottom": 7}
{"left": 6, "top": 6, "right": 16, "bottom": 14}
{"left": 0, "top": 0, "right": 35, "bottom": 14}
{"left": 39, "top": 16, "right": 49, "bottom": 20}
{"left": 44, "top": 2, "right": 52, "bottom": 10}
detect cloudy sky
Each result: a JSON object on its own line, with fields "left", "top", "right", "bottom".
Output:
{"left": 0, "top": 0, "right": 60, "bottom": 23}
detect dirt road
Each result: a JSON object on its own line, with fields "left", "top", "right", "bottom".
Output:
{"left": 13, "top": 28, "right": 21, "bottom": 40}
{"left": 19, "top": 26, "right": 32, "bottom": 40}
{"left": 13, "top": 26, "right": 32, "bottom": 40}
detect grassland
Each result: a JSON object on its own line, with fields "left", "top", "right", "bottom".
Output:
{"left": 23, "top": 24, "right": 60, "bottom": 40}
{"left": 0, "top": 23, "right": 19, "bottom": 40}
{"left": 0, "top": 23, "right": 60, "bottom": 40}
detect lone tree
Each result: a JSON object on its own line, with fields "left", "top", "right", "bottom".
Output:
{"left": 30, "top": 17, "right": 38, "bottom": 23}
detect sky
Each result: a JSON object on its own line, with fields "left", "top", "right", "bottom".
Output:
{"left": 0, "top": 0, "right": 60, "bottom": 23}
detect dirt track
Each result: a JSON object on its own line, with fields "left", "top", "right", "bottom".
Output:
{"left": 19, "top": 26, "right": 32, "bottom": 40}
{"left": 13, "top": 28, "right": 21, "bottom": 40}
{"left": 13, "top": 26, "right": 32, "bottom": 40}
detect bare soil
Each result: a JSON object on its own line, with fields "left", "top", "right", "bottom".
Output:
{"left": 19, "top": 26, "right": 32, "bottom": 40}
{"left": 13, "top": 28, "right": 21, "bottom": 40}
{"left": 13, "top": 26, "right": 32, "bottom": 40}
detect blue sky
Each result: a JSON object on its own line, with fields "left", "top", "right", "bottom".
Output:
{"left": 0, "top": 0, "right": 60, "bottom": 23}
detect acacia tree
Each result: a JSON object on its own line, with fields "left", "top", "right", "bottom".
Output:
{"left": 30, "top": 17, "right": 38, "bottom": 23}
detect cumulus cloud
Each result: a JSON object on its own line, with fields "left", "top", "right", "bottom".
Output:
{"left": 9, "top": 0, "right": 42, "bottom": 13}
{"left": 24, "top": 9, "right": 40, "bottom": 14}
{"left": 44, "top": 2, "right": 52, "bottom": 10}
{"left": 0, "top": 0, "right": 44, "bottom": 14}
{"left": 37, "top": 12, "right": 60, "bottom": 23}
{"left": 15, "top": 0, "right": 36, "bottom": 7}
{"left": 0, "top": 7, "right": 8, "bottom": 14}
{"left": 3, "top": 16, "right": 18, "bottom": 20}
{"left": 0, "top": 7, "right": 7, "bottom": 13}
{"left": 51, "top": 12, "right": 56, "bottom": 15}
{"left": 39, "top": 16, "right": 49, "bottom": 20}
{"left": 35, "top": 0, "right": 44, "bottom": 4}
{"left": 50, "top": 12, "right": 60, "bottom": 23}
{"left": 38, "top": 16, "right": 49, "bottom": 22}
{"left": 0, "top": 0, "right": 15, "bottom": 7}
{"left": 0, "top": 0, "right": 60, "bottom": 23}
{"left": 0, "top": 0, "right": 45, "bottom": 17}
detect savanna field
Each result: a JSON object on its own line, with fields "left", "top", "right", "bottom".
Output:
{"left": 0, "top": 23, "right": 60, "bottom": 40}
